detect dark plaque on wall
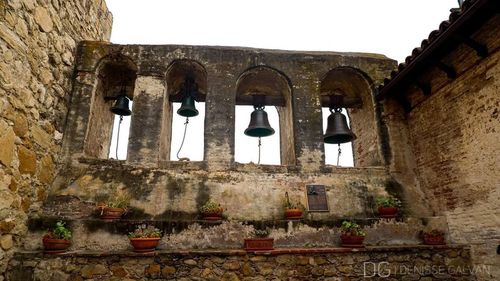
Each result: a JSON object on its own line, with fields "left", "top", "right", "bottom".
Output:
{"left": 306, "top": 185, "right": 329, "bottom": 212}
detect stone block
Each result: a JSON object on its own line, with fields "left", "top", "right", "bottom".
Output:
{"left": 31, "top": 125, "right": 52, "bottom": 150}
{"left": 0, "top": 234, "right": 13, "bottom": 250}
{"left": 37, "top": 155, "right": 54, "bottom": 184}
{"left": 0, "top": 123, "right": 15, "bottom": 167}
{"left": 80, "top": 264, "right": 107, "bottom": 278}
{"left": 18, "top": 145, "right": 36, "bottom": 175}
{"left": 144, "top": 264, "right": 161, "bottom": 278}
{"left": 161, "top": 266, "right": 176, "bottom": 277}
{"left": 184, "top": 259, "right": 197, "bottom": 266}
{"left": 223, "top": 260, "right": 241, "bottom": 270}
{"left": 12, "top": 113, "right": 28, "bottom": 137}
{"left": 34, "top": 7, "right": 53, "bottom": 32}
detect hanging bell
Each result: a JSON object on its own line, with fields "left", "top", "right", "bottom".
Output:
{"left": 110, "top": 94, "right": 131, "bottom": 116}
{"left": 244, "top": 106, "right": 275, "bottom": 137}
{"left": 324, "top": 108, "right": 356, "bottom": 144}
{"left": 177, "top": 95, "right": 199, "bottom": 117}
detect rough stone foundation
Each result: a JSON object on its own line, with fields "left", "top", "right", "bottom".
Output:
{"left": 7, "top": 246, "right": 474, "bottom": 281}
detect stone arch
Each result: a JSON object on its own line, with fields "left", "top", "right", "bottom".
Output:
{"left": 166, "top": 59, "right": 208, "bottom": 102}
{"left": 160, "top": 59, "right": 208, "bottom": 161}
{"left": 235, "top": 66, "right": 295, "bottom": 165}
{"left": 84, "top": 54, "right": 137, "bottom": 159}
{"left": 320, "top": 67, "right": 382, "bottom": 166}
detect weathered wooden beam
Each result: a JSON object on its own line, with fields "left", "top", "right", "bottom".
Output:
{"left": 463, "top": 37, "right": 488, "bottom": 58}
{"left": 415, "top": 82, "right": 432, "bottom": 96}
{"left": 396, "top": 95, "right": 412, "bottom": 113}
{"left": 436, "top": 62, "right": 457, "bottom": 79}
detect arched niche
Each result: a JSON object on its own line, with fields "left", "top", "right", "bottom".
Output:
{"left": 235, "top": 66, "right": 295, "bottom": 165}
{"left": 320, "top": 67, "right": 382, "bottom": 167}
{"left": 84, "top": 54, "right": 137, "bottom": 159}
{"left": 160, "top": 59, "right": 207, "bottom": 161}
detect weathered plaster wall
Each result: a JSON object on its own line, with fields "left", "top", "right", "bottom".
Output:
{"left": 0, "top": 0, "right": 112, "bottom": 278}
{"left": 49, "top": 160, "right": 396, "bottom": 221}
{"left": 407, "top": 46, "right": 500, "bottom": 280}
{"left": 382, "top": 15, "right": 500, "bottom": 281}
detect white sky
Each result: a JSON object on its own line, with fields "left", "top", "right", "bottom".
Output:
{"left": 106, "top": 0, "right": 459, "bottom": 165}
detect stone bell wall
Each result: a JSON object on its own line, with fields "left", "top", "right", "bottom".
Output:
{"left": 0, "top": 0, "right": 112, "bottom": 279}
{"left": 381, "top": 15, "right": 500, "bottom": 281}
{"left": 55, "top": 42, "right": 405, "bottom": 220}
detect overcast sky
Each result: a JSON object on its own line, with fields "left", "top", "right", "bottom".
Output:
{"left": 106, "top": 0, "right": 459, "bottom": 165}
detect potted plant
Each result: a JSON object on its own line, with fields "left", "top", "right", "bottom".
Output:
{"left": 128, "top": 224, "right": 162, "bottom": 253}
{"left": 375, "top": 196, "right": 401, "bottom": 218}
{"left": 421, "top": 229, "right": 446, "bottom": 245}
{"left": 243, "top": 228, "right": 274, "bottom": 251}
{"left": 283, "top": 192, "right": 305, "bottom": 219}
{"left": 42, "top": 221, "right": 72, "bottom": 254}
{"left": 339, "top": 220, "right": 366, "bottom": 248}
{"left": 96, "top": 193, "right": 131, "bottom": 221}
{"left": 199, "top": 200, "right": 224, "bottom": 220}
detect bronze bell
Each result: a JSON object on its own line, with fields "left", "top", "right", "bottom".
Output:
{"left": 244, "top": 106, "right": 275, "bottom": 137}
{"left": 177, "top": 77, "right": 199, "bottom": 117}
{"left": 110, "top": 94, "right": 132, "bottom": 116}
{"left": 324, "top": 108, "right": 356, "bottom": 144}
{"left": 177, "top": 95, "right": 199, "bottom": 117}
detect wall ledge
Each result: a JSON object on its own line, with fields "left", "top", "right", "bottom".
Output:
{"left": 15, "top": 244, "right": 469, "bottom": 258}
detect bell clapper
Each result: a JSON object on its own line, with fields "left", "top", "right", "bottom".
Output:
{"left": 176, "top": 117, "right": 191, "bottom": 161}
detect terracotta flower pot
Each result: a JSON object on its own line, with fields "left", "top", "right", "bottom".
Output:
{"left": 99, "top": 207, "right": 126, "bottom": 220}
{"left": 201, "top": 208, "right": 224, "bottom": 220}
{"left": 340, "top": 234, "right": 365, "bottom": 248}
{"left": 378, "top": 207, "right": 398, "bottom": 218}
{"left": 42, "top": 237, "right": 71, "bottom": 254}
{"left": 423, "top": 235, "right": 445, "bottom": 245}
{"left": 284, "top": 208, "right": 303, "bottom": 219}
{"left": 244, "top": 238, "right": 274, "bottom": 251}
{"left": 129, "top": 237, "right": 161, "bottom": 252}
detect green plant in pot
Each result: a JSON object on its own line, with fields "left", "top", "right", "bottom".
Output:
{"left": 128, "top": 224, "right": 162, "bottom": 253}
{"left": 283, "top": 192, "right": 306, "bottom": 219}
{"left": 42, "top": 221, "right": 72, "bottom": 254}
{"left": 375, "top": 196, "right": 401, "bottom": 218}
{"left": 96, "top": 192, "right": 131, "bottom": 221}
{"left": 199, "top": 200, "right": 224, "bottom": 220}
{"left": 339, "top": 220, "right": 366, "bottom": 248}
{"left": 244, "top": 228, "right": 274, "bottom": 252}
{"left": 421, "top": 229, "right": 446, "bottom": 245}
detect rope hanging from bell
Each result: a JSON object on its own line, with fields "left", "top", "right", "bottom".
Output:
{"left": 115, "top": 115, "right": 124, "bottom": 159}
{"left": 176, "top": 117, "right": 190, "bottom": 161}
{"left": 109, "top": 82, "right": 131, "bottom": 160}
{"left": 175, "top": 77, "right": 199, "bottom": 161}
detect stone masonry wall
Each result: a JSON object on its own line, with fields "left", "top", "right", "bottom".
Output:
{"left": 404, "top": 21, "right": 500, "bottom": 281}
{"left": 0, "top": 0, "right": 112, "bottom": 279}
{"left": 6, "top": 246, "right": 476, "bottom": 281}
